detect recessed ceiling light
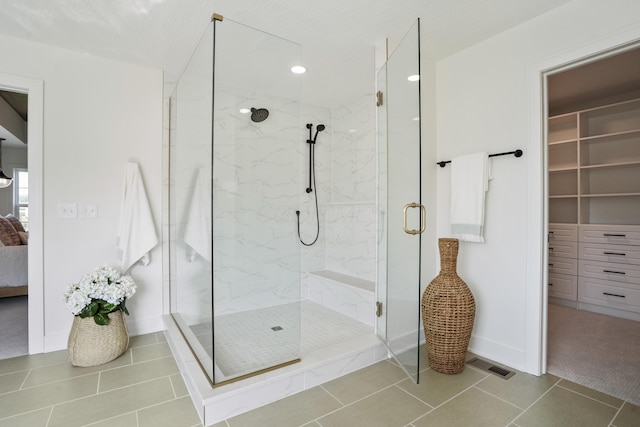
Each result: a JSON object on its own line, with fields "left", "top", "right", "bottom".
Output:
{"left": 291, "top": 65, "right": 306, "bottom": 74}
{"left": 239, "top": 108, "right": 250, "bottom": 114}
{"left": 408, "top": 74, "right": 420, "bottom": 82}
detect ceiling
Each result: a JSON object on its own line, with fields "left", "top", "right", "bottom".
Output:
{"left": 548, "top": 46, "right": 640, "bottom": 115}
{"left": 0, "top": 0, "right": 573, "bottom": 109}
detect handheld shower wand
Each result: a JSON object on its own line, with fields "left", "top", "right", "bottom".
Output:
{"left": 298, "top": 123, "right": 325, "bottom": 246}
{"left": 305, "top": 123, "right": 325, "bottom": 193}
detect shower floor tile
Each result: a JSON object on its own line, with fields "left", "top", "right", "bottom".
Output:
{"left": 189, "top": 300, "right": 372, "bottom": 380}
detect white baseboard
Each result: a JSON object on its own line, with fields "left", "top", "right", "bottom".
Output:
{"left": 468, "top": 335, "right": 526, "bottom": 373}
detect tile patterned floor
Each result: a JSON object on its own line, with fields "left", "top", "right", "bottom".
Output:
{"left": 1, "top": 332, "right": 639, "bottom": 427}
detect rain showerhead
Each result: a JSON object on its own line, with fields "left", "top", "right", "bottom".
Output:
{"left": 250, "top": 107, "right": 269, "bottom": 123}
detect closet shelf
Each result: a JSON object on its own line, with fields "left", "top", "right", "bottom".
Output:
{"left": 549, "top": 139, "right": 578, "bottom": 146}
{"left": 580, "top": 128, "right": 640, "bottom": 141}
{"left": 549, "top": 166, "right": 578, "bottom": 172}
{"left": 580, "top": 193, "right": 640, "bottom": 198}
{"left": 580, "top": 161, "right": 640, "bottom": 170}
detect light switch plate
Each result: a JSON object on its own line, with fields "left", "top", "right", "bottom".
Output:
{"left": 57, "top": 203, "right": 77, "bottom": 219}
{"left": 79, "top": 203, "right": 98, "bottom": 219}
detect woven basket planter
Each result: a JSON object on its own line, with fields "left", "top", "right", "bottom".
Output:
{"left": 421, "top": 238, "right": 475, "bottom": 374}
{"left": 67, "top": 310, "right": 129, "bottom": 367}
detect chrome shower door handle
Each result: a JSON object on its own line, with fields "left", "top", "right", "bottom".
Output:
{"left": 402, "top": 203, "right": 426, "bottom": 235}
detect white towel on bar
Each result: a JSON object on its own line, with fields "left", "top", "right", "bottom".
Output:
{"left": 116, "top": 162, "right": 159, "bottom": 272}
{"left": 450, "top": 152, "right": 489, "bottom": 243}
{"left": 184, "top": 168, "right": 212, "bottom": 262}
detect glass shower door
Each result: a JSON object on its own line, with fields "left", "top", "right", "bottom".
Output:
{"left": 377, "top": 19, "right": 423, "bottom": 383}
{"left": 169, "top": 17, "right": 302, "bottom": 385}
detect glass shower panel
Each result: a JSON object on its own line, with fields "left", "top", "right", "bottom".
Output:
{"left": 211, "top": 19, "right": 302, "bottom": 384}
{"left": 170, "top": 22, "right": 215, "bottom": 382}
{"left": 376, "top": 19, "right": 422, "bottom": 383}
{"left": 170, "top": 18, "right": 302, "bottom": 385}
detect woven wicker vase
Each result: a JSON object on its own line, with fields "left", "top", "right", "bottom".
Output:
{"left": 67, "top": 310, "right": 129, "bottom": 367}
{"left": 421, "top": 238, "right": 475, "bottom": 374}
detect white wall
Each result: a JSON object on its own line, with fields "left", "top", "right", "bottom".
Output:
{"left": 0, "top": 34, "right": 164, "bottom": 351}
{"left": 435, "top": 0, "right": 640, "bottom": 372}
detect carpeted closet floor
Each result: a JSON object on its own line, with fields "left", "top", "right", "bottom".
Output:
{"left": 547, "top": 302, "right": 640, "bottom": 406}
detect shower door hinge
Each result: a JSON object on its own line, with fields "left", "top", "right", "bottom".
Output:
{"left": 376, "top": 301, "right": 383, "bottom": 317}
{"left": 376, "top": 91, "right": 383, "bottom": 107}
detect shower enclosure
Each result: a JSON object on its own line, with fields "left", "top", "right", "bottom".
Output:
{"left": 169, "top": 16, "right": 302, "bottom": 385}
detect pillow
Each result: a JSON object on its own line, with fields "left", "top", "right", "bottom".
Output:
{"left": 0, "top": 216, "right": 22, "bottom": 246}
{"left": 18, "top": 231, "right": 29, "bottom": 245}
{"left": 5, "top": 214, "right": 25, "bottom": 233}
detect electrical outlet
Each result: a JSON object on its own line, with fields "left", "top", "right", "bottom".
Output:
{"left": 57, "top": 203, "right": 77, "bottom": 219}
{"left": 79, "top": 203, "right": 98, "bottom": 219}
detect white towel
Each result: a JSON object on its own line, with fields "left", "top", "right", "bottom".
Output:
{"left": 116, "top": 162, "right": 158, "bottom": 272}
{"left": 450, "top": 152, "right": 489, "bottom": 243}
{"left": 184, "top": 168, "right": 212, "bottom": 262}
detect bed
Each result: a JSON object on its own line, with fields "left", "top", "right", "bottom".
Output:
{"left": 0, "top": 245, "right": 28, "bottom": 297}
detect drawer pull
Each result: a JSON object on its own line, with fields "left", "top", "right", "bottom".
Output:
{"left": 603, "top": 269, "right": 626, "bottom": 275}
{"left": 549, "top": 247, "right": 554, "bottom": 251}
{"left": 603, "top": 292, "right": 625, "bottom": 298}
{"left": 603, "top": 233, "right": 626, "bottom": 237}
{"left": 548, "top": 263, "right": 553, "bottom": 267}
{"left": 603, "top": 252, "right": 626, "bottom": 256}
{"left": 548, "top": 283, "right": 553, "bottom": 286}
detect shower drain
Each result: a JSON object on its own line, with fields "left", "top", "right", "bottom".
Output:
{"left": 271, "top": 326, "right": 283, "bottom": 331}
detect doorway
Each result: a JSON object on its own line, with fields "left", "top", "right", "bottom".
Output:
{"left": 545, "top": 44, "right": 640, "bottom": 404}
{"left": 0, "top": 74, "right": 44, "bottom": 356}
{"left": 0, "top": 89, "right": 28, "bottom": 358}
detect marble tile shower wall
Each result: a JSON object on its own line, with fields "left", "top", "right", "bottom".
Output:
{"left": 213, "top": 90, "right": 301, "bottom": 315}
{"left": 324, "top": 95, "right": 377, "bottom": 281}
{"left": 299, "top": 104, "right": 332, "bottom": 275}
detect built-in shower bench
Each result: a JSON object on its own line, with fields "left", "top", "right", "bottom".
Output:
{"left": 307, "top": 270, "right": 375, "bottom": 327}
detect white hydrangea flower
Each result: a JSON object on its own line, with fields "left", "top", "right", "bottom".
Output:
{"left": 63, "top": 265, "right": 137, "bottom": 317}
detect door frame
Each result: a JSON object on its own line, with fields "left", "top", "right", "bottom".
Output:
{"left": 0, "top": 74, "right": 44, "bottom": 354}
{"left": 526, "top": 29, "right": 640, "bottom": 376}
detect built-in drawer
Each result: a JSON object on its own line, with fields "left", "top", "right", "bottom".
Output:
{"left": 579, "top": 259, "right": 640, "bottom": 286}
{"left": 548, "top": 256, "right": 578, "bottom": 275}
{"left": 548, "top": 273, "right": 577, "bottom": 301}
{"left": 549, "top": 224, "right": 578, "bottom": 242}
{"left": 548, "top": 240, "right": 578, "bottom": 258}
{"left": 579, "top": 225, "right": 640, "bottom": 246}
{"left": 579, "top": 242, "right": 640, "bottom": 265}
{"left": 578, "top": 277, "right": 640, "bottom": 314}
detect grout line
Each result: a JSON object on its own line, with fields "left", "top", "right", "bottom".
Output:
{"left": 168, "top": 373, "right": 178, "bottom": 399}
{"left": 19, "top": 368, "right": 32, "bottom": 390}
{"left": 314, "top": 383, "right": 399, "bottom": 421}
{"left": 393, "top": 383, "right": 434, "bottom": 410}
{"left": 404, "top": 373, "right": 494, "bottom": 426}
{"left": 555, "top": 383, "right": 623, "bottom": 409}
{"left": 318, "top": 384, "right": 346, "bottom": 406}
{"left": 508, "top": 377, "right": 563, "bottom": 425}
{"left": 45, "top": 405, "right": 53, "bottom": 427}
{"left": 472, "top": 385, "right": 526, "bottom": 411}
{"left": 608, "top": 401, "right": 624, "bottom": 427}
